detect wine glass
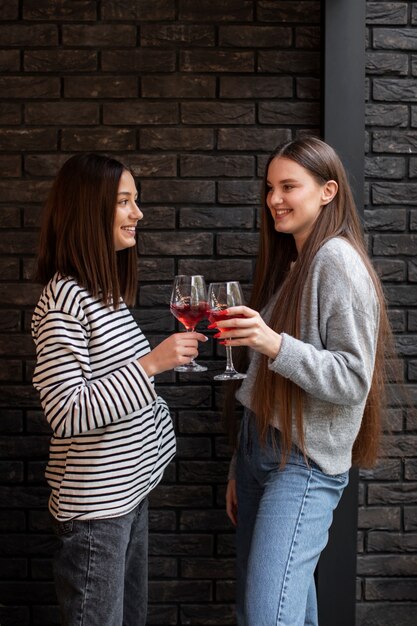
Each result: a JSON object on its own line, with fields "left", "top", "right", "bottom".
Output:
{"left": 208, "top": 281, "right": 247, "bottom": 381}
{"left": 170, "top": 275, "right": 208, "bottom": 372}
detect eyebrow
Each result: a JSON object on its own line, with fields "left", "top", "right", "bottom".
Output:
{"left": 118, "top": 191, "right": 138, "bottom": 198}
{"left": 266, "top": 178, "right": 298, "bottom": 185}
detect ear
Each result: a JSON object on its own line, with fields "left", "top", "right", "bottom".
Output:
{"left": 321, "top": 180, "right": 338, "bottom": 206}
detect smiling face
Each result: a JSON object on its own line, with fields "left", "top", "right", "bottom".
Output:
{"left": 113, "top": 170, "right": 143, "bottom": 252}
{"left": 266, "top": 157, "right": 337, "bottom": 252}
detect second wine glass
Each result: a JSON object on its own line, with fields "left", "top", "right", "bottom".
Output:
{"left": 170, "top": 275, "right": 208, "bottom": 372}
{"left": 208, "top": 281, "right": 247, "bottom": 381}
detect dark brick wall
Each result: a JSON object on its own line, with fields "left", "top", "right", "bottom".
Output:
{"left": 356, "top": 2, "right": 417, "bottom": 624}
{"left": 0, "top": 1, "right": 415, "bottom": 625}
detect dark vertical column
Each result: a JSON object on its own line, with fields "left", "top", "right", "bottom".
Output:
{"left": 317, "top": 1, "right": 366, "bottom": 625}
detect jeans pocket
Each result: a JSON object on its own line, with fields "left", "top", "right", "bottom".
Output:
{"left": 51, "top": 519, "right": 74, "bottom": 536}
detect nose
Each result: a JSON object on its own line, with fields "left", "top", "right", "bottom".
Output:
{"left": 270, "top": 189, "right": 283, "bottom": 206}
{"left": 132, "top": 202, "right": 143, "bottom": 221}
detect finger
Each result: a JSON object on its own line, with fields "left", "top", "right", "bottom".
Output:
{"left": 226, "top": 305, "right": 257, "bottom": 317}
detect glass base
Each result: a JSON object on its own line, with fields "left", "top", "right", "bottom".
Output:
{"left": 174, "top": 361, "right": 208, "bottom": 373}
{"left": 213, "top": 371, "right": 247, "bottom": 380}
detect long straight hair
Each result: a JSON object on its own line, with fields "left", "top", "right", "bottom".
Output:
{"left": 36, "top": 153, "right": 138, "bottom": 307}
{"left": 226, "top": 136, "right": 394, "bottom": 469}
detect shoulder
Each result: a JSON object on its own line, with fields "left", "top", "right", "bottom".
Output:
{"left": 32, "top": 274, "right": 92, "bottom": 337}
{"left": 309, "top": 238, "right": 379, "bottom": 314}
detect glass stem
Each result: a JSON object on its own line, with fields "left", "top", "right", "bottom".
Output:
{"left": 225, "top": 345, "right": 237, "bottom": 373}
{"left": 187, "top": 327, "right": 197, "bottom": 364}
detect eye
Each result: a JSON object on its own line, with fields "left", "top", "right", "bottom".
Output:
{"left": 118, "top": 199, "right": 128, "bottom": 206}
{"left": 283, "top": 184, "right": 294, "bottom": 191}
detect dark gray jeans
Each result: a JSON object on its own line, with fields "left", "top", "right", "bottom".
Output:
{"left": 51, "top": 498, "right": 148, "bottom": 626}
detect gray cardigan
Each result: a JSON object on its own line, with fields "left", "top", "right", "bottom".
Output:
{"left": 233, "top": 237, "right": 380, "bottom": 476}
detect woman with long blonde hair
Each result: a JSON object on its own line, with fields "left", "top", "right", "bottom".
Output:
{"left": 211, "top": 136, "right": 392, "bottom": 626}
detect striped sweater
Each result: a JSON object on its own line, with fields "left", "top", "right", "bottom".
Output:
{"left": 31, "top": 273, "right": 176, "bottom": 521}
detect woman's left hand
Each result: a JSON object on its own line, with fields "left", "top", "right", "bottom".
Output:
{"left": 209, "top": 305, "right": 282, "bottom": 359}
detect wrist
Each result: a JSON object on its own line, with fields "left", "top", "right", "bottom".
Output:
{"left": 265, "top": 332, "right": 282, "bottom": 360}
{"left": 138, "top": 353, "right": 157, "bottom": 377}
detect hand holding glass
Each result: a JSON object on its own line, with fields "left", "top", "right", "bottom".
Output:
{"left": 170, "top": 275, "right": 208, "bottom": 372}
{"left": 208, "top": 281, "right": 247, "bottom": 381}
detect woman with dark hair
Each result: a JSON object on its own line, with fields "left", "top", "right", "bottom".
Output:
{"left": 210, "top": 136, "right": 394, "bottom": 625}
{"left": 32, "top": 153, "right": 207, "bottom": 626}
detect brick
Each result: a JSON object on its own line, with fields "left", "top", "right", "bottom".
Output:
{"left": 179, "top": 0, "right": 253, "bottom": 22}
{"left": 364, "top": 209, "right": 406, "bottom": 231}
{"left": 150, "top": 579, "right": 212, "bottom": 602}
{"left": 0, "top": 155, "right": 22, "bottom": 180}
{"left": 296, "top": 77, "right": 320, "bottom": 100}
{"left": 0, "top": 129, "right": 56, "bottom": 152}
{"left": 61, "top": 128, "right": 136, "bottom": 151}
{"left": 141, "top": 128, "right": 214, "bottom": 151}
{"left": 181, "top": 50, "right": 254, "bottom": 72}
{"left": 409, "top": 360, "right": 417, "bottom": 380}
{"left": 62, "top": 24, "right": 136, "bottom": 46}
{"left": 217, "top": 181, "right": 261, "bottom": 205}
{"left": 0, "top": 77, "right": 59, "bottom": 99}
{"left": 0, "top": 357, "right": 22, "bottom": 381}
{"left": 150, "top": 484, "right": 212, "bottom": 508}
{"left": 411, "top": 210, "right": 417, "bottom": 229}
{"left": 365, "top": 156, "right": 406, "bottom": 179}
{"left": 102, "top": 49, "right": 176, "bottom": 72}
{"left": 25, "top": 102, "right": 99, "bottom": 125}
{"left": 141, "top": 179, "right": 214, "bottom": 203}
{"left": 137, "top": 258, "right": 175, "bottom": 281}
{"left": 179, "top": 461, "right": 229, "bottom": 483}
{"left": 357, "top": 554, "right": 417, "bottom": 577}
{"left": 0, "top": 24, "right": 57, "bottom": 46}
{"left": 180, "top": 510, "right": 230, "bottom": 531}
{"left": 180, "top": 155, "right": 254, "bottom": 178}
{"left": 177, "top": 260, "right": 252, "bottom": 283}
{"left": 101, "top": 0, "right": 175, "bottom": 21}
{"left": 368, "top": 483, "right": 417, "bottom": 505}
{"left": 104, "top": 102, "right": 178, "bottom": 125}
{"left": 404, "top": 506, "right": 417, "bottom": 531}
{"left": 64, "top": 76, "right": 137, "bottom": 99}
{"left": 139, "top": 207, "right": 175, "bottom": 229}
{"left": 123, "top": 154, "right": 177, "bottom": 177}
{"left": 365, "top": 578, "right": 417, "bottom": 602}
{"left": 367, "top": 2, "right": 408, "bottom": 24}
{"left": 179, "top": 207, "right": 253, "bottom": 228}
{"left": 372, "top": 183, "right": 417, "bottom": 204}
{"left": 258, "top": 101, "right": 320, "bottom": 125}
{"left": 25, "top": 49, "right": 97, "bottom": 72}
{"left": 137, "top": 231, "right": 213, "bottom": 256}
{"left": 142, "top": 24, "right": 215, "bottom": 46}
{"left": 0, "top": 310, "right": 21, "bottom": 333}
{"left": 410, "top": 107, "right": 417, "bottom": 128}
{"left": 374, "top": 28, "right": 417, "bottom": 50}
{"left": 296, "top": 26, "right": 320, "bottom": 49}
{"left": 23, "top": 153, "right": 73, "bottom": 177}
{"left": 358, "top": 506, "right": 401, "bottom": 530}
{"left": 182, "top": 558, "right": 234, "bottom": 578}
{"left": 0, "top": 50, "right": 20, "bottom": 72}
{"left": 177, "top": 436, "right": 211, "bottom": 459}
{"left": 368, "top": 532, "right": 417, "bottom": 553}
{"left": 177, "top": 411, "right": 223, "bottom": 435}
{"left": 374, "top": 78, "right": 417, "bottom": 102}
{"left": 0, "top": 0, "right": 19, "bottom": 19}
{"left": 0, "top": 280, "right": 42, "bottom": 304}
{"left": 218, "top": 128, "right": 291, "bottom": 151}
{"left": 0, "top": 257, "right": 19, "bottom": 280}
{"left": 373, "top": 259, "right": 406, "bottom": 282}
{"left": 258, "top": 1, "right": 320, "bottom": 23}
{"left": 23, "top": 0, "right": 97, "bottom": 20}
{"left": 219, "top": 25, "right": 291, "bottom": 47}
{"left": 366, "top": 51, "right": 408, "bottom": 75}
{"left": 181, "top": 102, "right": 254, "bottom": 125}
{"left": 148, "top": 556, "right": 177, "bottom": 578}
{"left": 258, "top": 51, "right": 320, "bottom": 74}
{"left": 366, "top": 103, "right": 408, "bottom": 127}
{"left": 180, "top": 604, "right": 235, "bottom": 625}
{"left": 220, "top": 76, "right": 293, "bottom": 99}
{"left": 217, "top": 233, "right": 259, "bottom": 255}
{"left": 0, "top": 103, "right": 20, "bottom": 125}
{"left": 142, "top": 75, "right": 215, "bottom": 98}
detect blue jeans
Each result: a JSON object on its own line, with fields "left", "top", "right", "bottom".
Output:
{"left": 236, "top": 412, "right": 348, "bottom": 626}
{"left": 51, "top": 498, "right": 148, "bottom": 626}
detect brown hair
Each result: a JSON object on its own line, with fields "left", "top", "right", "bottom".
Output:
{"left": 227, "top": 136, "right": 394, "bottom": 469}
{"left": 36, "top": 153, "right": 138, "bottom": 307}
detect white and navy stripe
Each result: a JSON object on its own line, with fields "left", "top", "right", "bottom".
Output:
{"left": 32, "top": 273, "right": 176, "bottom": 521}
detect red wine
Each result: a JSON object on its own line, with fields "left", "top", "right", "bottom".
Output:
{"left": 170, "top": 302, "right": 208, "bottom": 330}
{"left": 208, "top": 309, "right": 244, "bottom": 332}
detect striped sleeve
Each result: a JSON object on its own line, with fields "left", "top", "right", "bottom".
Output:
{"left": 33, "top": 309, "right": 157, "bottom": 438}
